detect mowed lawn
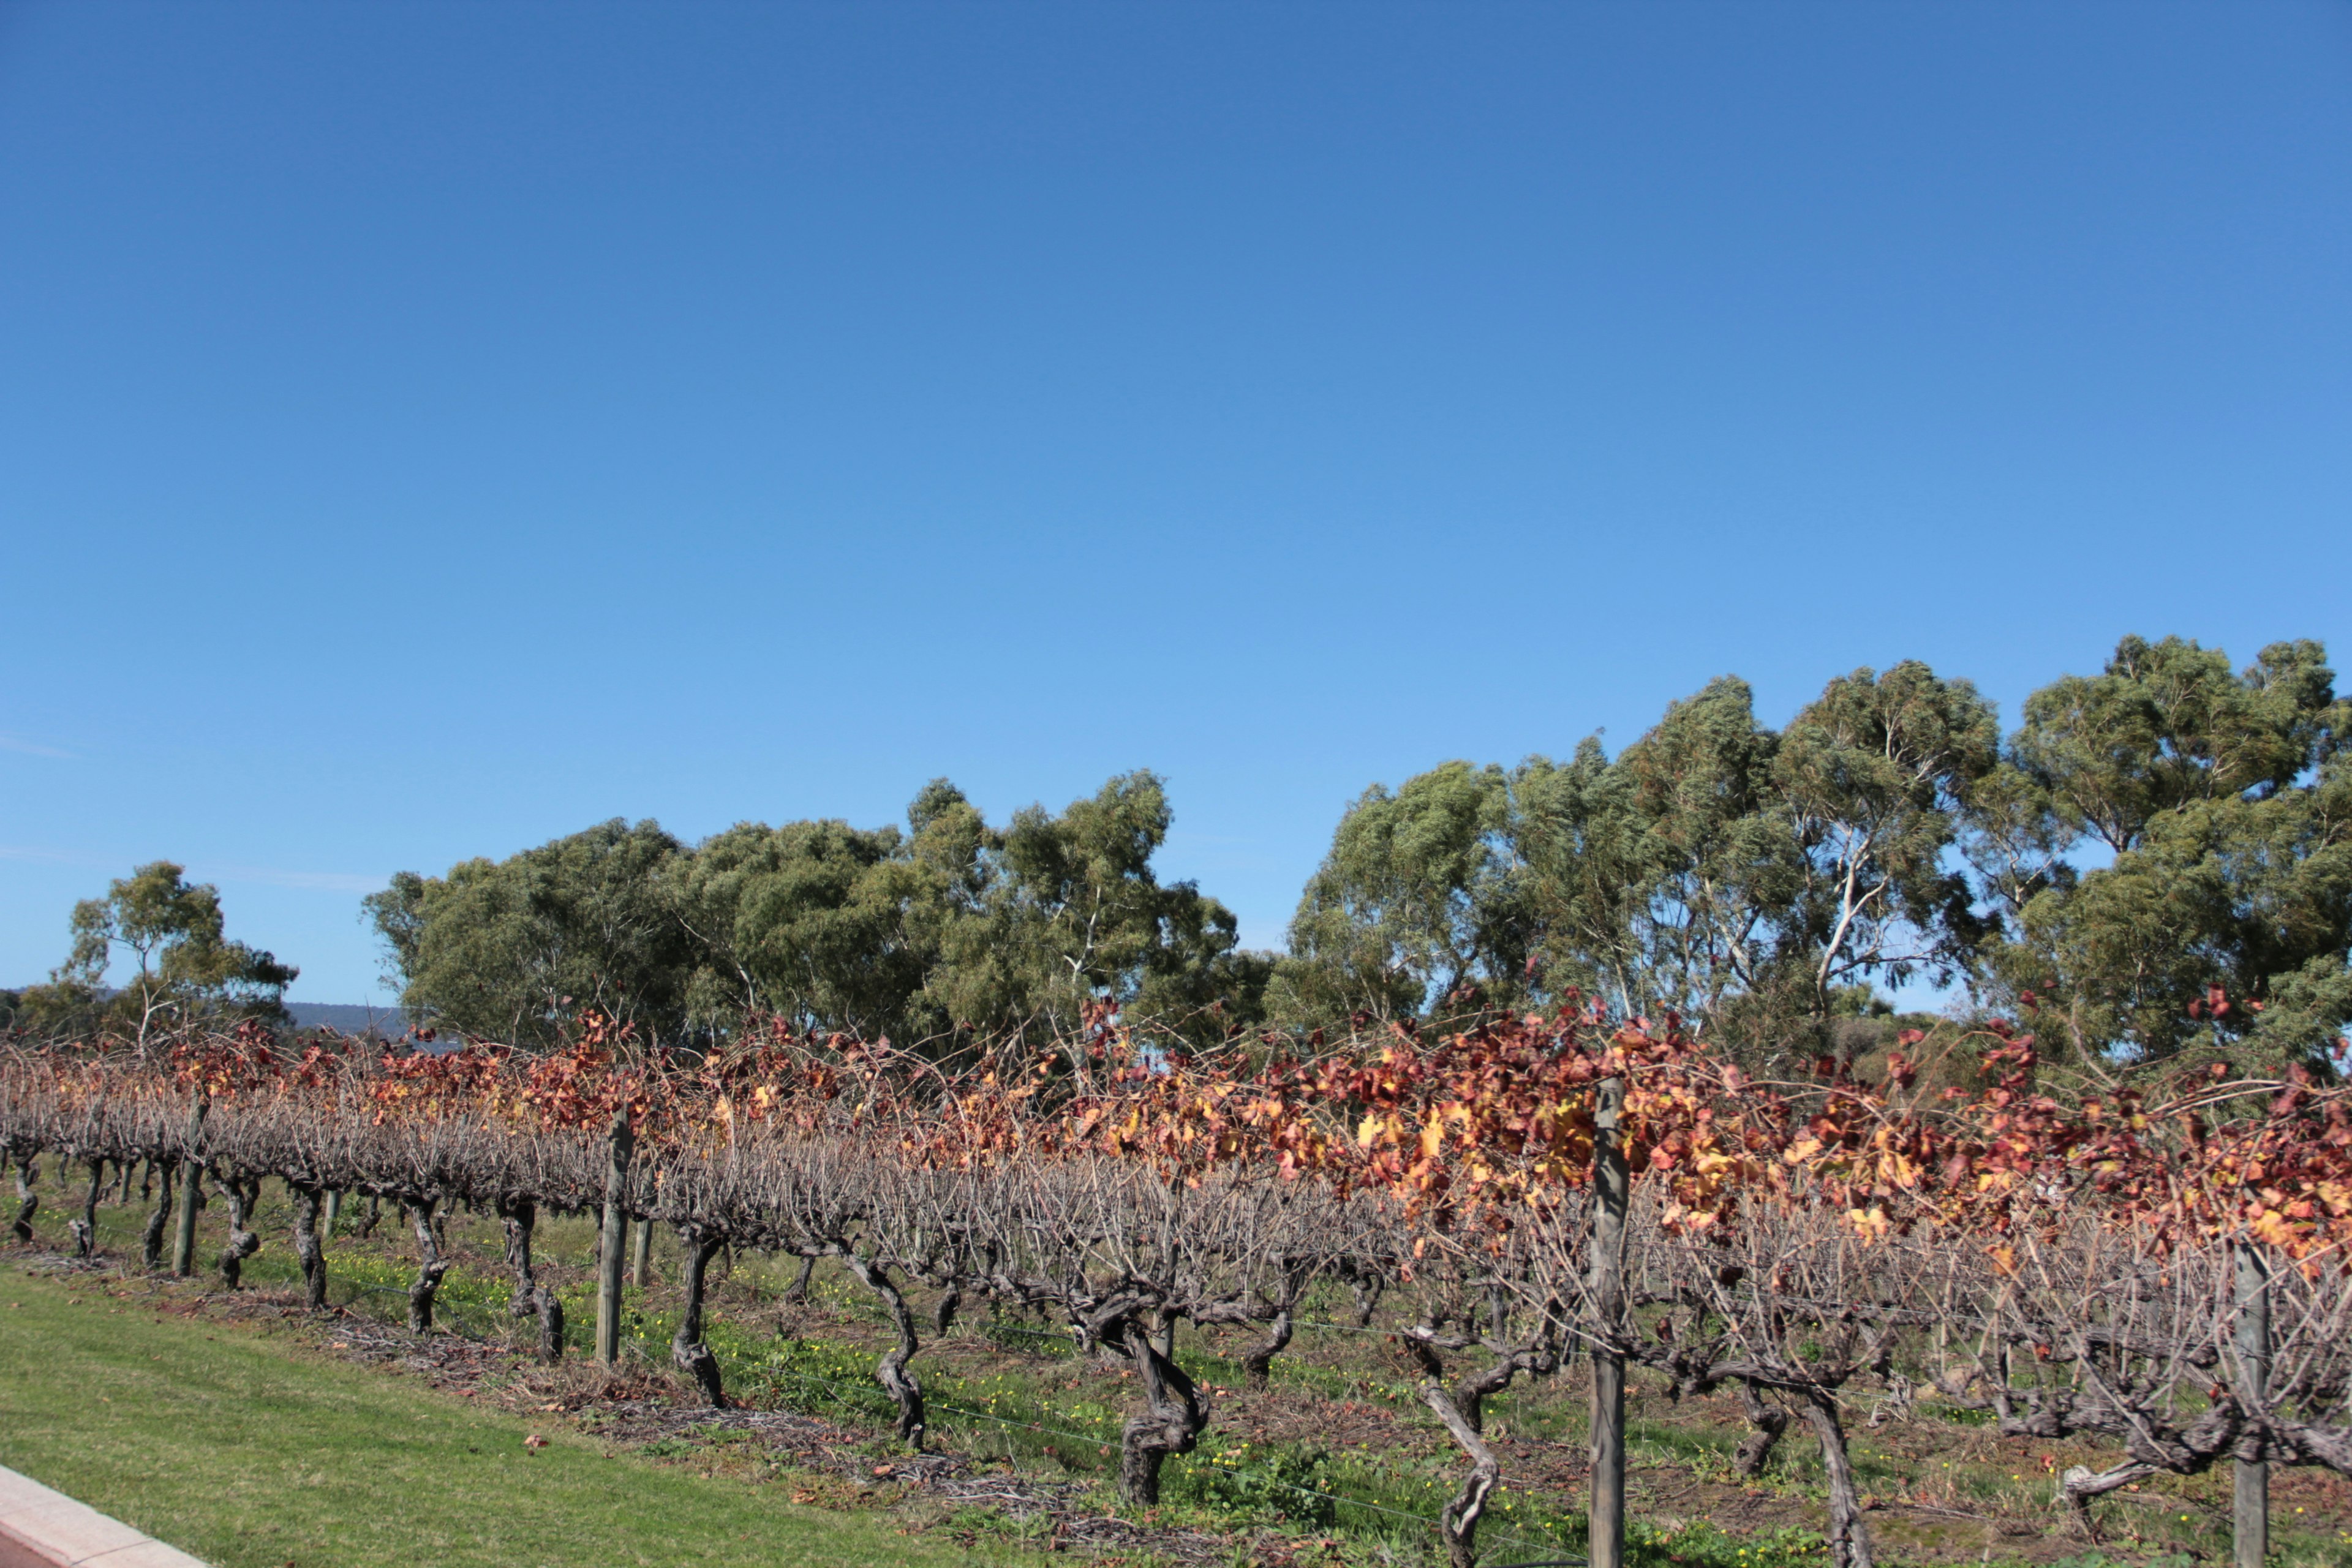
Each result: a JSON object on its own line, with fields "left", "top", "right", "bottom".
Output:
{"left": 0, "top": 1264, "right": 1034, "bottom": 1568}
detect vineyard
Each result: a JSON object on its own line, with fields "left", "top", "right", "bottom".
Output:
{"left": 6, "top": 1006, "right": 2352, "bottom": 1568}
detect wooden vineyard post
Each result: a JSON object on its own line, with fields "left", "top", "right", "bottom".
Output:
{"left": 2236, "top": 1242, "right": 2270, "bottom": 1568}
{"left": 171, "top": 1095, "right": 207, "bottom": 1278}
{"left": 597, "top": 1110, "right": 634, "bottom": 1367}
{"left": 1589, "top": 1074, "right": 1629, "bottom": 1568}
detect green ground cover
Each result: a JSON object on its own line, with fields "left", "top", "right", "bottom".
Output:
{"left": 0, "top": 1262, "right": 1043, "bottom": 1568}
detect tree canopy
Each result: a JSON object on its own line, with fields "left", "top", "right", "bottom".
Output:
{"left": 365, "top": 772, "right": 1261, "bottom": 1054}
{"left": 1270, "top": 639, "right": 2350, "bottom": 1076}
{"left": 14, "top": 861, "right": 296, "bottom": 1041}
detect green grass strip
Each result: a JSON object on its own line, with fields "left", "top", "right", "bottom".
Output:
{"left": 0, "top": 1262, "right": 1038, "bottom": 1568}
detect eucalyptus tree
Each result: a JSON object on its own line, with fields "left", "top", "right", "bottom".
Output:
{"left": 372, "top": 774, "right": 1262, "bottom": 1053}
{"left": 23, "top": 862, "right": 296, "bottom": 1043}
{"left": 1274, "top": 760, "right": 1523, "bottom": 1025}
{"left": 1980, "top": 636, "right": 2352, "bottom": 1066}
{"left": 925, "top": 771, "right": 1261, "bottom": 1048}
{"left": 367, "top": 819, "right": 693, "bottom": 1048}
{"left": 1771, "top": 662, "right": 1999, "bottom": 1023}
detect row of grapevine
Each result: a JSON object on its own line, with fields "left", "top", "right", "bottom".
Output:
{"left": 4, "top": 1006, "right": 2348, "bottom": 1568}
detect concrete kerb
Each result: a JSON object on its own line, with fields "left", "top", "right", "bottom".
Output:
{"left": 0, "top": 1466, "right": 205, "bottom": 1567}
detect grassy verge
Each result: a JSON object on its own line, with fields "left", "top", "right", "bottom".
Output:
{"left": 0, "top": 1262, "right": 1040, "bottom": 1568}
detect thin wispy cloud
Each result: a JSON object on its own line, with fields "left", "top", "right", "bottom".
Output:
{"left": 0, "top": 733, "right": 76, "bottom": 760}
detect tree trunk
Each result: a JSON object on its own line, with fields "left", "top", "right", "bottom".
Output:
{"left": 288, "top": 1180, "right": 329, "bottom": 1311}
{"left": 671, "top": 1224, "right": 728, "bottom": 1408}
{"left": 1117, "top": 1316, "right": 1208, "bottom": 1506}
{"left": 1735, "top": 1377, "right": 1790, "bottom": 1477}
{"left": 404, "top": 1196, "right": 448, "bottom": 1332}
{"left": 498, "top": 1195, "right": 564, "bottom": 1363}
{"left": 69, "top": 1158, "right": 104, "bottom": 1259}
{"left": 1589, "top": 1075, "right": 1630, "bottom": 1568}
{"left": 840, "top": 1253, "right": 927, "bottom": 1449}
{"left": 352, "top": 1194, "right": 382, "bottom": 1240}
{"left": 140, "top": 1159, "right": 176, "bottom": 1271}
{"left": 780, "top": 1251, "right": 816, "bottom": 1305}
{"left": 216, "top": 1173, "right": 262, "bottom": 1289}
{"left": 933, "top": 1275, "right": 962, "bottom": 1336}
{"left": 9, "top": 1152, "right": 36, "bottom": 1245}
{"left": 1799, "top": 1389, "right": 1874, "bottom": 1568}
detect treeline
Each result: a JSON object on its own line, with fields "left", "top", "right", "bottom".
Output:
{"left": 358, "top": 633, "right": 2348, "bottom": 1071}
{"left": 1289, "top": 633, "right": 2351, "bottom": 1071}
{"left": 363, "top": 774, "right": 1263, "bottom": 1053}
{"left": 10, "top": 633, "right": 2347, "bottom": 1073}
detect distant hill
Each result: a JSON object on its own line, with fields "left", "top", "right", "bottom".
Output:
{"left": 286, "top": 1003, "right": 418, "bottom": 1036}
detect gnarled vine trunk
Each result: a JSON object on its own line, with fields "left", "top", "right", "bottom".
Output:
{"left": 140, "top": 1158, "right": 176, "bottom": 1271}
{"left": 1800, "top": 1389, "right": 1874, "bottom": 1568}
{"left": 498, "top": 1194, "right": 565, "bottom": 1362}
{"left": 215, "top": 1171, "right": 262, "bottom": 1288}
{"left": 1420, "top": 1376, "right": 1504, "bottom": 1568}
{"left": 70, "top": 1157, "right": 105, "bottom": 1259}
{"left": 1242, "top": 1302, "right": 1295, "bottom": 1390}
{"left": 840, "top": 1251, "right": 926, "bottom": 1449}
{"left": 1735, "top": 1377, "right": 1790, "bottom": 1476}
{"left": 404, "top": 1196, "right": 448, "bottom": 1330}
{"left": 9, "top": 1150, "right": 37, "bottom": 1244}
{"left": 1117, "top": 1316, "right": 1208, "bottom": 1506}
{"left": 288, "top": 1179, "right": 329, "bottom": 1311}
{"left": 1403, "top": 1322, "right": 1559, "bottom": 1568}
{"left": 671, "top": 1223, "right": 727, "bottom": 1407}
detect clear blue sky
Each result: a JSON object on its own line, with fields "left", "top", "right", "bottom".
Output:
{"left": 2, "top": 2, "right": 2347, "bottom": 1004}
